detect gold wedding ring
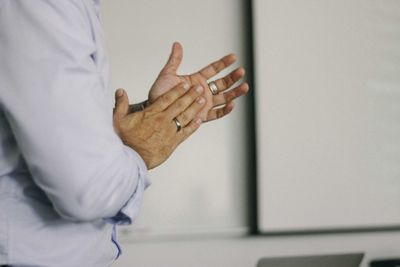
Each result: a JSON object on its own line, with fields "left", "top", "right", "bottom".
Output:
{"left": 207, "top": 81, "right": 219, "bottom": 95}
{"left": 173, "top": 117, "right": 182, "bottom": 132}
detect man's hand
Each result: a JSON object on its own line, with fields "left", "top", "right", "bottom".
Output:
{"left": 149, "top": 42, "right": 249, "bottom": 122}
{"left": 113, "top": 83, "right": 205, "bottom": 170}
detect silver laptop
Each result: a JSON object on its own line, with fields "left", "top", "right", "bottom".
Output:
{"left": 257, "top": 253, "right": 364, "bottom": 267}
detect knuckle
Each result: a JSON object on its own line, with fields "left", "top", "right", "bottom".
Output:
{"left": 175, "top": 100, "right": 186, "bottom": 111}
{"left": 190, "top": 88, "right": 201, "bottom": 98}
{"left": 211, "top": 63, "right": 219, "bottom": 72}
{"left": 174, "top": 83, "right": 188, "bottom": 96}
{"left": 162, "top": 93, "right": 174, "bottom": 104}
{"left": 215, "top": 61, "right": 225, "bottom": 69}
{"left": 225, "top": 75, "right": 233, "bottom": 86}
{"left": 182, "top": 125, "right": 195, "bottom": 137}
{"left": 222, "top": 77, "right": 229, "bottom": 88}
{"left": 178, "top": 84, "right": 187, "bottom": 93}
{"left": 142, "top": 109, "right": 152, "bottom": 118}
{"left": 179, "top": 113, "right": 189, "bottom": 124}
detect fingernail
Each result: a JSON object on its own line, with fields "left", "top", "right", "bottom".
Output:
{"left": 116, "top": 89, "right": 124, "bottom": 97}
{"left": 197, "top": 97, "right": 205, "bottom": 105}
{"left": 183, "top": 83, "right": 190, "bottom": 90}
{"left": 195, "top": 85, "right": 203, "bottom": 93}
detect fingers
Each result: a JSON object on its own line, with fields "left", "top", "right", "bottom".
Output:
{"left": 180, "top": 117, "right": 202, "bottom": 141}
{"left": 165, "top": 85, "right": 205, "bottom": 119}
{"left": 113, "top": 88, "right": 130, "bottom": 120}
{"left": 206, "top": 101, "right": 235, "bottom": 122}
{"left": 148, "top": 82, "right": 190, "bottom": 114}
{"left": 205, "top": 82, "right": 249, "bottom": 122}
{"left": 175, "top": 96, "right": 205, "bottom": 127}
{"left": 198, "top": 53, "right": 237, "bottom": 79}
{"left": 213, "top": 67, "right": 245, "bottom": 94}
{"left": 169, "top": 85, "right": 206, "bottom": 140}
{"left": 212, "top": 82, "right": 249, "bottom": 107}
{"left": 160, "top": 42, "right": 183, "bottom": 75}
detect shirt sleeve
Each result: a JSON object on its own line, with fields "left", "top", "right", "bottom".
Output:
{"left": 0, "top": 0, "right": 150, "bottom": 222}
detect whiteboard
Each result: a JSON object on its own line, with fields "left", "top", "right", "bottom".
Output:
{"left": 254, "top": 0, "right": 400, "bottom": 232}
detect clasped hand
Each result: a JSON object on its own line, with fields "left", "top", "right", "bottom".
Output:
{"left": 113, "top": 42, "right": 249, "bottom": 169}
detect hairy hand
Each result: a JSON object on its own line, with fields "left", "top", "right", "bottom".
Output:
{"left": 113, "top": 83, "right": 205, "bottom": 169}
{"left": 149, "top": 42, "right": 249, "bottom": 122}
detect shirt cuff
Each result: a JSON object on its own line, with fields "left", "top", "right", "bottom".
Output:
{"left": 106, "top": 146, "right": 151, "bottom": 225}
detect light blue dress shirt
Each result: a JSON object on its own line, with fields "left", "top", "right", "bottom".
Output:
{"left": 0, "top": 0, "right": 150, "bottom": 266}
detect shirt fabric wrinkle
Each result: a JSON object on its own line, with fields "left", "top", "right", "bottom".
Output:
{"left": 0, "top": 0, "right": 150, "bottom": 266}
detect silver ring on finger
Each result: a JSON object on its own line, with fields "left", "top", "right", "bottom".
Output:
{"left": 173, "top": 117, "right": 182, "bottom": 132}
{"left": 207, "top": 81, "right": 219, "bottom": 95}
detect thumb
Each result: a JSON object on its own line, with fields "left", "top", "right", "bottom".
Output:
{"left": 161, "top": 42, "right": 183, "bottom": 74}
{"left": 113, "top": 88, "right": 130, "bottom": 120}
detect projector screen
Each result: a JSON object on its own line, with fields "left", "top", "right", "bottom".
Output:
{"left": 254, "top": 0, "right": 400, "bottom": 232}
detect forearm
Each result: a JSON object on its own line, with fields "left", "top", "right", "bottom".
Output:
{"left": 53, "top": 145, "right": 148, "bottom": 222}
